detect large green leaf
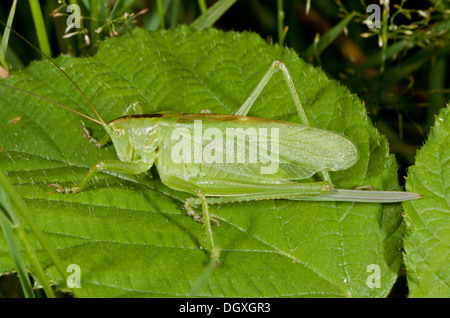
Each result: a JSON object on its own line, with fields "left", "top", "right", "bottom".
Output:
{"left": 0, "top": 26, "right": 405, "bottom": 297}
{"left": 403, "top": 105, "right": 450, "bottom": 297}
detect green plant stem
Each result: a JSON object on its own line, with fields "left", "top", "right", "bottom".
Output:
{"left": 169, "top": 0, "right": 180, "bottom": 27}
{"left": 0, "top": 0, "right": 17, "bottom": 68}
{"left": 14, "top": 220, "right": 55, "bottom": 298}
{"left": 191, "top": 0, "right": 237, "bottom": 29}
{"left": 303, "top": 11, "right": 356, "bottom": 59}
{"left": 28, "top": 0, "right": 51, "bottom": 57}
{"left": 157, "top": 0, "right": 166, "bottom": 29}
{"left": 277, "top": 0, "right": 286, "bottom": 46}
{"left": 380, "top": 3, "right": 389, "bottom": 73}
{"left": 198, "top": 0, "right": 207, "bottom": 14}
{"left": 0, "top": 211, "right": 35, "bottom": 298}
{"left": 427, "top": 58, "right": 447, "bottom": 129}
{"left": 90, "top": 0, "right": 100, "bottom": 48}
{"left": 0, "top": 170, "right": 77, "bottom": 297}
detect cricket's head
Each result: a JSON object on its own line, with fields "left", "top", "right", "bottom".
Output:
{"left": 105, "top": 113, "right": 165, "bottom": 162}
{"left": 104, "top": 118, "right": 134, "bottom": 162}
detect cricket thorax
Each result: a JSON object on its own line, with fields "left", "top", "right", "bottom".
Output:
{"left": 109, "top": 116, "right": 174, "bottom": 163}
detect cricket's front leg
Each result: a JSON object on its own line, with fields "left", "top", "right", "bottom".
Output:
{"left": 80, "top": 125, "right": 111, "bottom": 148}
{"left": 49, "top": 160, "right": 152, "bottom": 193}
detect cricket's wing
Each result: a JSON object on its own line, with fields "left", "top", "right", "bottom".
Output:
{"left": 274, "top": 120, "right": 359, "bottom": 175}
{"left": 172, "top": 114, "right": 359, "bottom": 181}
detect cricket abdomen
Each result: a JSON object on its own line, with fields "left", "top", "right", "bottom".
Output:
{"left": 153, "top": 114, "right": 358, "bottom": 196}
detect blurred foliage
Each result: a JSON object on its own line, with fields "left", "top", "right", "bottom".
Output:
{"left": 0, "top": 0, "right": 449, "bottom": 298}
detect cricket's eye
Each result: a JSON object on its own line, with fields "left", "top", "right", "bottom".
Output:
{"left": 113, "top": 128, "right": 123, "bottom": 137}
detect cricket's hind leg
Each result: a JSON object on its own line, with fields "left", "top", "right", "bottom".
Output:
{"left": 183, "top": 180, "right": 331, "bottom": 253}
{"left": 235, "top": 59, "right": 333, "bottom": 187}
{"left": 234, "top": 60, "right": 308, "bottom": 124}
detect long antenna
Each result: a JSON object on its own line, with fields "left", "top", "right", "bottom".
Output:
{"left": 0, "top": 20, "right": 106, "bottom": 126}
{"left": 0, "top": 82, "right": 102, "bottom": 125}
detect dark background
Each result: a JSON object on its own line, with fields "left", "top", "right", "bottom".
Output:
{"left": 1, "top": 0, "right": 449, "bottom": 298}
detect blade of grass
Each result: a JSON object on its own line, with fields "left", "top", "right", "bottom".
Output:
{"left": 0, "top": 0, "right": 17, "bottom": 68}
{"left": 426, "top": 57, "right": 447, "bottom": 129}
{"left": 302, "top": 11, "right": 356, "bottom": 59}
{"left": 66, "top": 0, "right": 85, "bottom": 56}
{"left": 0, "top": 211, "right": 35, "bottom": 298}
{"left": 0, "top": 170, "right": 76, "bottom": 297}
{"left": 80, "top": 0, "right": 90, "bottom": 10}
{"left": 11, "top": 215, "right": 55, "bottom": 297}
{"left": 277, "top": 0, "right": 287, "bottom": 46}
{"left": 0, "top": 34, "right": 24, "bottom": 70}
{"left": 28, "top": 0, "right": 52, "bottom": 57}
{"left": 144, "top": 0, "right": 172, "bottom": 30}
{"left": 357, "top": 40, "right": 410, "bottom": 72}
{"left": 0, "top": 170, "right": 52, "bottom": 297}
{"left": 191, "top": 0, "right": 237, "bottom": 29}
{"left": 89, "top": 0, "right": 100, "bottom": 48}
{"left": 99, "top": 0, "right": 107, "bottom": 21}
{"left": 360, "top": 19, "right": 450, "bottom": 73}
{"left": 198, "top": 0, "right": 207, "bottom": 14}
{"left": 169, "top": 0, "right": 180, "bottom": 27}
{"left": 108, "top": 0, "right": 135, "bottom": 17}
{"left": 382, "top": 44, "right": 450, "bottom": 90}
{"left": 157, "top": 0, "right": 166, "bottom": 30}
{"left": 380, "top": 2, "right": 389, "bottom": 73}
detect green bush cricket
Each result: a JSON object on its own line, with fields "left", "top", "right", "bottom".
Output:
{"left": 0, "top": 24, "right": 421, "bottom": 258}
